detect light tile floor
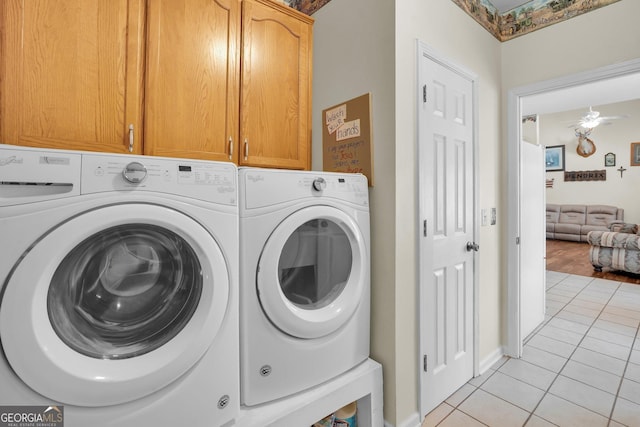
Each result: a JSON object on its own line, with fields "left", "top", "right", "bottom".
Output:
{"left": 423, "top": 271, "right": 640, "bottom": 427}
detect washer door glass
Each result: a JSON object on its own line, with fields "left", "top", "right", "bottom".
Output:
{"left": 0, "top": 204, "right": 230, "bottom": 407}
{"left": 257, "top": 206, "right": 367, "bottom": 339}
{"left": 48, "top": 224, "right": 202, "bottom": 360}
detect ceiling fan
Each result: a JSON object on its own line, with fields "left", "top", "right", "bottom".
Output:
{"left": 570, "top": 106, "right": 628, "bottom": 129}
{"left": 570, "top": 106, "right": 629, "bottom": 157}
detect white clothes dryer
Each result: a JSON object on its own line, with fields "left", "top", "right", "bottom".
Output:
{"left": 0, "top": 145, "right": 239, "bottom": 427}
{"left": 238, "top": 168, "right": 370, "bottom": 406}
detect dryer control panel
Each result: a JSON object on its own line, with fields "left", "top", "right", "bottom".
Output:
{"left": 240, "top": 168, "right": 368, "bottom": 210}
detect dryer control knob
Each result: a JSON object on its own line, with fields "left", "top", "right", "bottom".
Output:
{"left": 123, "top": 161, "right": 147, "bottom": 184}
{"left": 312, "top": 177, "right": 327, "bottom": 192}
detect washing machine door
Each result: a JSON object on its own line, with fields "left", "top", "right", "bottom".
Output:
{"left": 257, "top": 205, "right": 367, "bottom": 339}
{"left": 0, "top": 204, "right": 230, "bottom": 407}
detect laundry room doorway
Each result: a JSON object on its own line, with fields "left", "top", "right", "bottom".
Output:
{"left": 416, "top": 42, "right": 479, "bottom": 418}
{"left": 505, "top": 58, "right": 640, "bottom": 357}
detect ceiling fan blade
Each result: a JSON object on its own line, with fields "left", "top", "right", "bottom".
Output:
{"left": 563, "top": 111, "right": 628, "bottom": 129}
{"left": 598, "top": 114, "right": 629, "bottom": 120}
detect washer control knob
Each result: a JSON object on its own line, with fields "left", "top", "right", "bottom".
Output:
{"left": 123, "top": 161, "right": 147, "bottom": 184}
{"left": 312, "top": 177, "right": 326, "bottom": 192}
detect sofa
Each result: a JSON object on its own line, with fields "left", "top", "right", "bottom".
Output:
{"left": 546, "top": 204, "right": 624, "bottom": 242}
{"left": 588, "top": 223, "right": 640, "bottom": 274}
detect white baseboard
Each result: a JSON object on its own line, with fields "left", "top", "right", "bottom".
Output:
{"left": 478, "top": 346, "right": 506, "bottom": 374}
{"left": 383, "top": 348, "right": 505, "bottom": 427}
{"left": 385, "top": 411, "right": 421, "bottom": 427}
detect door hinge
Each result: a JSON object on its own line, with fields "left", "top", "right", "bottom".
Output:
{"left": 423, "top": 85, "right": 427, "bottom": 103}
{"left": 423, "top": 219, "right": 427, "bottom": 237}
{"left": 423, "top": 354, "right": 428, "bottom": 372}
{"left": 516, "top": 236, "right": 521, "bottom": 245}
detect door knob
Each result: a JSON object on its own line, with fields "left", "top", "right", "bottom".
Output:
{"left": 466, "top": 241, "right": 479, "bottom": 252}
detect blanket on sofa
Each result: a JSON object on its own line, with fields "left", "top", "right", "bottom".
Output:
{"left": 587, "top": 228, "right": 640, "bottom": 274}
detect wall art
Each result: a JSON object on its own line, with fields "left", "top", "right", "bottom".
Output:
{"left": 545, "top": 145, "right": 565, "bottom": 172}
{"left": 604, "top": 152, "right": 616, "bottom": 167}
{"left": 631, "top": 142, "right": 640, "bottom": 166}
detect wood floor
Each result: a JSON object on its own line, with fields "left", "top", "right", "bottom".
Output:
{"left": 546, "top": 238, "right": 640, "bottom": 285}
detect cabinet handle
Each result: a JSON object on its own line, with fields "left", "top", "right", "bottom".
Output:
{"left": 128, "top": 124, "right": 134, "bottom": 152}
{"left": 229, "top": 137, "right": 234, "bottom": 160}
{"left": 244, "top": 138, "right": 249, "bottom": 161}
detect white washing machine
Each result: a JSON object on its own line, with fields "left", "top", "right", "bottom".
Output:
{"left": 238, "top": 168, "right": 370, "bottom": 406}
{"left": 0, "top": 145, "right": 239, "bottom": 427}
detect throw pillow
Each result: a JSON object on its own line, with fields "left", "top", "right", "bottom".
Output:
{"left": 619, "top": 223, "right": 639, "bottom": 234}
{"left": 609, "top": 222, "right": 638, "bottom": 233}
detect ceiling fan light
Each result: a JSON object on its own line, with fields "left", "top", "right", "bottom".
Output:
{"left": 582, "top": 119, "right": 600, "bottom": 128}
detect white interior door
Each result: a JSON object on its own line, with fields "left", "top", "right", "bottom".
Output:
{"left": 520, "top": 140, "right": 546, "bottom": 339}
{"left": 418, "top": 44, "right": 476, "bottom": 417}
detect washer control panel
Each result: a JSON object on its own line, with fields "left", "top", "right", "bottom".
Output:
{"left": 82, "top": 154, "right": 237, "bottom": 205}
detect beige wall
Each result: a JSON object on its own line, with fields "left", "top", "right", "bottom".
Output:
{"left": 313, "top": 0, "right": 502, "bottom": 424}
{"left": 395, "top": 0, "right": 502, "bottom": 424}
{"left": 311, "top": 0, "right": 398, "bottom": 421}
{"left": 313, "top": 0, "right": 640, "bottom": 426}
{"left": 543, "top": 99, "right": 640, "bottom": 223}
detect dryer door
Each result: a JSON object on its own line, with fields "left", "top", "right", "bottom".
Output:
{"left": 257, "top": 206, "right": 367, "bottom": 339}
{"left": 0, "top": 204, "right": 229, "bottom": 407}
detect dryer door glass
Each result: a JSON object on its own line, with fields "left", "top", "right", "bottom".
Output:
{"left": 257, "top": 205, "right": 366, "bottom": 339}
{"left": 47, "top": 223, "right": 202, "bottom": 359}
{"left": 279, "top": 219, "right": 352, "bottom": 309}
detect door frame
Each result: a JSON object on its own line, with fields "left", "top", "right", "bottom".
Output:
{"left": 505, "top": 58, "right": 640, "bottom": 357}
{"left": 417, "top": 40, "right": 480, "bottom": 418}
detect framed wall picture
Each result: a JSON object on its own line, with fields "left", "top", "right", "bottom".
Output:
{"left": 545, "top": 145, "right": 565, "bottom": 171}
{"left": 631, "top": 142, "right": 640, "bottom": 166}
{"left": 604, "top": 152, "right": 616, "bottom": 167}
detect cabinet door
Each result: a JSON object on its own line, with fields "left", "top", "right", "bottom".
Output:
{"left": 240, "top": 0, "right": 313, "bottom": 170}
{"left": 144, "top": 0, "right": 241, "bottom": 161}
{"left": 0, "top": 0, "right": 145, "bottom": 154}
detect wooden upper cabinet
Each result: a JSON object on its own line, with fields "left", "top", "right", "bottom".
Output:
{"left": 144, "top": 0, "right": 241, "bottom": 161}
{"left": 1, "top": 0, "right": 312, "bottom": 168}
{"left": 240, "top": 0, "right": 313, "bottom": 170}
{"left": 0, "top": 0, "right": 145, "bottom": 154}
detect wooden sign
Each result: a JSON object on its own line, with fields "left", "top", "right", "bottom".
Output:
{"left": 564, "top": 170, "right": 606, "bottom": 181}
{"left": 322, "top": 93, "right": 374, "bottom": 186}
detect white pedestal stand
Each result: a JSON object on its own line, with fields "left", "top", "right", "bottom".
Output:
{"left": 235, "top": 358, "right": 383, "bottom": 427}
